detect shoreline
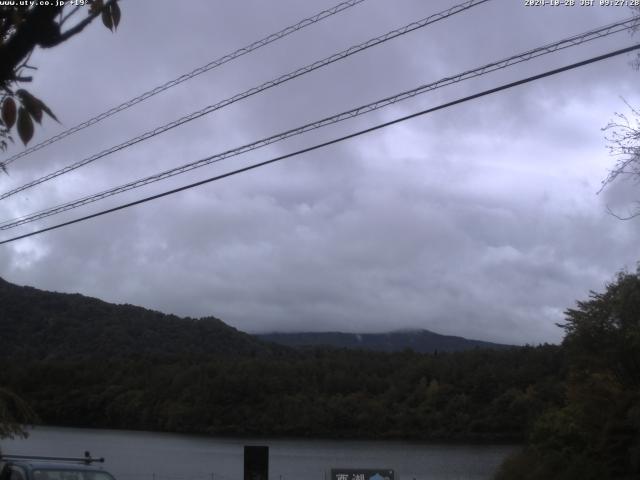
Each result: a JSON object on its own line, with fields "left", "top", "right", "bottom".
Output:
{"left": 18, "top": 424, "right": 523, "bottom": 447}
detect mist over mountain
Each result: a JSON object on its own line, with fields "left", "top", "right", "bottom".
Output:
{"left": 0, "top": 277, "right": 512, "bottom": 360}
{"left": 258, "top": 330, "right": 513, "bottom": 353}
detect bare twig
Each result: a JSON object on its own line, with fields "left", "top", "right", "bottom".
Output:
{"left": 606, "top": 204, "right": 640, "bottom": 220}
{"left": 601, "top": 98, "right": 640, "bottom": 194}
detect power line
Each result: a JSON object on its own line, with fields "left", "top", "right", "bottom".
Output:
{"left": 1, "top": 15, "right": 636, "bottom": 229}
{"left": 0, "top": 0, "right": 492, "bottom": 201}
{"left": 1, "top": 16, "right": 637, "bottom": 231}
{"left": 0, "top": 0, "right": 369, "bottom": 167}
{"left": 1, "top": 42, "right": 638, "bottom": 246}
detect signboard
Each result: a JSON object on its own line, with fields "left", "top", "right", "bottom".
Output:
{"left": 330, "top": 469, "right": 395, "bottom": 480}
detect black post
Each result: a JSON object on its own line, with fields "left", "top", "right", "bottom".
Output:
{"left": 244, "top": 446, "right": 268, "bottom": 480}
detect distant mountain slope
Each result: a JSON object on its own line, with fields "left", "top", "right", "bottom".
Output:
{"left": 257, "top": 330, "right": 512, "bottom": 353}
{"left": 0, "top": 277, "right": 278, "bottom": 359}
{"left": 0, "top": 276, "right": 510, "bottom": 361}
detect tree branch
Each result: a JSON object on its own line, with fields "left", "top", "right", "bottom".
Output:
{"left": 0, "top": 1, "right": 116, "bottom": 85}
{"left": 57, "top": 0, "right": 117, "bottom": 43}
{"left": 606, "top": 204, "right": 640, "bottom": 221}
{"left": 59, "top": 5, "right": 82, "bottom": 27}
{"left": 0, "top": 6, "right": 63, "bottom": 84}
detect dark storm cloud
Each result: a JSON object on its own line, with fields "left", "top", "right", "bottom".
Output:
{"left": 1, "top": 0, "right": 639, "bottom": 344}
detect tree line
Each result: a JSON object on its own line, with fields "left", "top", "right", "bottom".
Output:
{"left": 0, "top": 345, "right": 563, "bottom": 442}
{"left": 1, "top": 267, "right": 639, "bottom": 479}
{"left": 496, "top": 268, "right": 640, "bottom": 480}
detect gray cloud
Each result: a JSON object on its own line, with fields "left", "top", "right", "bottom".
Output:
{"left": 1, "top": 0, "right": 639, "bottom": 345}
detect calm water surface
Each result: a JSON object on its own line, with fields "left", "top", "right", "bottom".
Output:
{"left": 1, "top": 427, "right": 517, "bottom": 480}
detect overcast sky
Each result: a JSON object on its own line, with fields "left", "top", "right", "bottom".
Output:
{"left": 0, "top": 0, "right": 639, "bottom": 344}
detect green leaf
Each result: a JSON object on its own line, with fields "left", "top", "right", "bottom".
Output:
{"left": 102, "top": 6, "right": 113, "bottom": 31}
{"left": 17, "top": 107, "right": 34, "bottom": 145}
{"left": 111, "top": 1, "right": 121, "bottom": 29}
{"left": 2, "top": 97, "right": 17, "bottom": 129}
{"left": 16, "top": 89, "right": 42, "bottom": 124}
{"left": 38, "top": 99, "right": 59, "bottom": 123}
{"left": 16, "top": 89, "right": 58, "bottom": 123}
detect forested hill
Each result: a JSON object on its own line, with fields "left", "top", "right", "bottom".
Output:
{"left": 0, "top": 276, "right": 567, "bottom": 443}
{"left": 0, "top": 277, "right": 279, "bottom": 359}
{"left": 0, "top": 276, "right": 512, "bottom": 360}
{"left": 258, "top": 330, "right": 512, "bottom": 353}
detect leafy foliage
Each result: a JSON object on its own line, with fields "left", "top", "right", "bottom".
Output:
{"left": 496, "top": 267, "right": 640, "bottom": 480}
{"left": 0, "top": 387, "right": 36, "bottom": 439}
{"left": 0, "top": 277, "right": 278, "bottom": 359}
{"left": 0, "top": 347, "right": 564, "bottom": 441}
{"left": 0, "top": 0, "right": 121, "bottom": 158}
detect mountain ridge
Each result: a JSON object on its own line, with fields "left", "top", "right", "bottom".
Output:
{"left": 0, "top": 277, "right": 566, "bottom": 443}
{"left": 0, "top": 276, "right": 513, "bottom": 359}
{"left": 257, "top": 329, "right": 513, "bottom": 353}
{"left": 0, "top": 276, "right": 279, "bottom": 359}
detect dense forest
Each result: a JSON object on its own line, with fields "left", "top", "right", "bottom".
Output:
{"left": 0, "top": 277, "right": 278, "bottom": 359}
{"left": 0, "top": 276, "right": 563, "bottom": 441}
{"left": 0, "top": 346, "right": 563, "bottom": 441}
{"left": 496, "top": 268, "right": 640, "bottom": 480}
{"left": 1, "top": 268, "right": 639, "bottom": 479}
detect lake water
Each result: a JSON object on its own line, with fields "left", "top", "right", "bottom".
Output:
{"left": 1, "top": 427, "right": 517, "bottom": 480}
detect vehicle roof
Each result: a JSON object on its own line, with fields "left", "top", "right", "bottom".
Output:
{"left": 8, "top": 461, "right": 108, "bottom": 473}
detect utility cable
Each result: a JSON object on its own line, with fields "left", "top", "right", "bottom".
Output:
{"left": 1, "top": 43, "right": 639, "bottom": 246}
{"left": 0, "top": 16, "right": 637, "bottom": 231}
{"left": 0, "top": 0, "right": 491, "bottom": 200}
{"left": 0, "top": 0, "right": 369, "bottom": 167}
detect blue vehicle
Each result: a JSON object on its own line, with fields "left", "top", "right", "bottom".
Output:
{"left": 0, "top": 454, "right": 116, "bottom": 480}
